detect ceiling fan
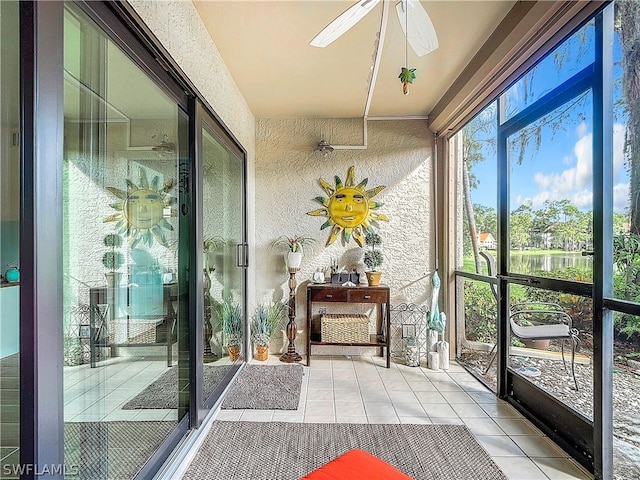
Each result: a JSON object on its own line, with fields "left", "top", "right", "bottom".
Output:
{"left": 310, "top": 0, "right": 438, "bottom": 57}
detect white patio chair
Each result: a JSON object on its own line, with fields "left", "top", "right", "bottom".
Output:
{"left": 479, "top": 251, "right": 580, "bottom": 390}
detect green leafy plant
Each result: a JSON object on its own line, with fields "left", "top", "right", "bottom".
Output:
{"left": 270, "top": 234, "right": 316, "bottom": 254}
{"left": 363, "top": 232, "right": 383, "bottom": 271}
{"left": 102, "top": 233, "right": 124, "bottom": 272}
{"left": 216, "top": 297, "right": 242, "bottom": 347}
{"left": 204, "top": 236, "right": 225, "bottom": 254}
{"left": 251, "top": 301, "right": 288, "bottom": 347}
{"left": 398, "top": 67, "right": 416, "bottom": 95}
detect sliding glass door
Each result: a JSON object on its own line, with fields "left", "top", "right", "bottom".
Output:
{"left": 62, "top": 4, "right": 190, "bottom": 478}
{"left": 198, "top": 103, "right": 246, "bottom": 412}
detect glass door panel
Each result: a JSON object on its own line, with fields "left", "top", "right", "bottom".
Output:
{"left": 508, "top": 286, "right": 593, "bottom": 419}
{"left": 506, "top": 92, "right": 594, "bottom": 417}
{"left": 612, "top": 313, "right": 640, "bottom": 478}
{"left": 507, "top": 92, "right": 594, "bottom": 280}
{"left": 0, "top": 1, "right": 20, "bottom": 476}
{"left": 201, "top": 121, "right": 245, "bottom": 404}
{"left": 63, "top": 5, "right": 189, "bottom": 478}
{"left": 610, "top": 9, "right": 640, "bottom": 475}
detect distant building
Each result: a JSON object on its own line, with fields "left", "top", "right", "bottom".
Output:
{"left": 477, "top": 232, "right": 496, "bottom": 249}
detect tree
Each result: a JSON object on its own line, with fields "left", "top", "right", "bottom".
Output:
{"left": 473, "top": 204, "right": 497, "bottom": 239}
{"left": 617, "top": 0, "right": 640, "bottom": 235}
{"left": 510, "top": 203, "right": 533, "bottom": 250}
{"left": 460, "top": 103, "right": 497, "bottom": 273}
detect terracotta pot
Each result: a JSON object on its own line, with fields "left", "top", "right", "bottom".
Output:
{"left": 365, "top": 271, "right": 382, "bottom": 286}
{"left": 227, "top": 345, "right": 241, "bottom": 362}
{"left": 256, "top": 345, "right": 269, "bottom": 361}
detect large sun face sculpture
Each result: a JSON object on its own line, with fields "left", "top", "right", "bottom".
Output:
{"left": 104, "top": 167, "right": 176, "bottom": 248}
{"left": 308, "top": 166, "right": 389, "bottom": 247}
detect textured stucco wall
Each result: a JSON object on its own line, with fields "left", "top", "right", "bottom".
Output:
{"left": 128, "top": 0, "right": 257, "bottom": 312}
{"left": 256, "top": 118, "right": 435, "bottom": 354}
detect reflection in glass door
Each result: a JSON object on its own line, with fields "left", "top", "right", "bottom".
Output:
{"left": 62, "top": 5, "right": 189, "bottom": 478}
{"left": 201, "top": 112, "right": 246, "bottom": 406}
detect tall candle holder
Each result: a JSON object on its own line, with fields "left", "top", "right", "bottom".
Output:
{"left": 280, "top": 267, "right": 302, "bottom": 363}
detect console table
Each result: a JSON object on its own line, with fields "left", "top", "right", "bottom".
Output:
{"left": 89, "top": 283, "right": 177, "bottom": 367}
{"left": 306, "top": 284, "right": 391, "bottom": 368}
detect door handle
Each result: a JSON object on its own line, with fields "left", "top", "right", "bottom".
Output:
{"left": 581, "top": 251, "right": 595, "bottom": 256}
{"left": 325, "top": 294, "right": 333, "bottom": 298}
{"left": 236, "top": 243, "right": 249, "bottom": 268}
{"left": 364, "top": 295, "right": 371, "bottom": 299}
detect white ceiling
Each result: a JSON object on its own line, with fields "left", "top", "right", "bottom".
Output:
{"left": 194, "top": 0, "right": 516, "bottom": 118}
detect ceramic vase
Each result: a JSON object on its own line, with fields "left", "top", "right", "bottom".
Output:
{"left": 287, "top": 252, "right": 303, "bottom": 269}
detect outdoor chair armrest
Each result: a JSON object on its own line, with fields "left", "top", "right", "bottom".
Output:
{"left": 511, "top": 301, "right": 565, "bottom": 312}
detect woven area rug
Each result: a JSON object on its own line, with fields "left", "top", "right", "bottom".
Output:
{"left": 64, "top": 421, "right": 176, "bottom": 479}
{"left": 220, "top": 364, "right": 304, "bottom": 410}
{"left": 122, "top": 365, "right": 230, "bottom": 409}
{"left": 182, "top": 421, "right": 507, "bottom": 480}
{"left": 122, "top": 364, "right": 303, "bottom": 410}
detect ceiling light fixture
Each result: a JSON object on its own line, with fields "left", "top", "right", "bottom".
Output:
{"left": 314, "top": 139, "right": 335, "bottom": 161}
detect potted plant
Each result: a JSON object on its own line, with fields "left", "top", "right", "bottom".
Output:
{"left": 363, "top": 232, "right": 383, "bottom": 286}
{"left": 270, "top": 234, "right": 316, "bottom": 269}
{"left": 251, "top": 301, "right": 288, "bottom": 361}
{"left": 219, "top": 298, "right": 243, "bottom": 362}
{"left": 103, "top": 233, "right": 124, "bottom": 287}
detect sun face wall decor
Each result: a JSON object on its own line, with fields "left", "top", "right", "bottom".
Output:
{"left": 104, "top": 167, "right": 177, "bottom": 248}
{"left": 308, "top": 166, "right": 389, "bottom": 247}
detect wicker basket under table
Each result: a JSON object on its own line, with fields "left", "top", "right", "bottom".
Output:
{"left": 321, "top": 313, "right": 370, "bottom": 343}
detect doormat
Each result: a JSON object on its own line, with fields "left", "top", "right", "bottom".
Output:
{"left": 220, "top": 364, "right": 304, "bottom": 410}
{"left": 122, "top": 364, "right": 303, "bottom": 410}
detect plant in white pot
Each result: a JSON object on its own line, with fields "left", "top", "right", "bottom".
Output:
{"left": 270, "top": 234, "right": 316, "bottom": 269}
{"left": 363, "top": 232, "right": 383, "bottom": 286}
{"left": 251, "top": 301, "right": 288, "bottom": 361}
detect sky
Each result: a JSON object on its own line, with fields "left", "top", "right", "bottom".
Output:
{"left": 469, "top": 22, "right": 630, "bottom": 216}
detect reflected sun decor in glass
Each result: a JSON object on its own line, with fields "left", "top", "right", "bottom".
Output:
{"left": 104, "top": 167, "right": 177, "bottom": 248}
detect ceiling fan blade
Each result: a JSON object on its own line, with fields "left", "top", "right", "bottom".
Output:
{"left": 396, "top": 0, "right": 439, "bottom": 57}
{"left": 310, "top": 0, "right": 382, "bottom": 48}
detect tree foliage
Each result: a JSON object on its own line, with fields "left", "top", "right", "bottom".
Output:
{"left": 616, "top": 0, "right": 640, "bottom": 234}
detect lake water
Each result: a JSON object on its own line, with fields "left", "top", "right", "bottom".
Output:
{"left": 509, "top": 252, "right": 592, "bottom": 275}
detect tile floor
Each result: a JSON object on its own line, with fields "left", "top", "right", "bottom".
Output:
{"left": 63, "top": 356, "right": 179, "bottom": 422}
{"left": 59, "top": 353, "right": 593, "bottom": 479}
{"left": 214, "top": 354, "right": 593, "bottom": 480}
